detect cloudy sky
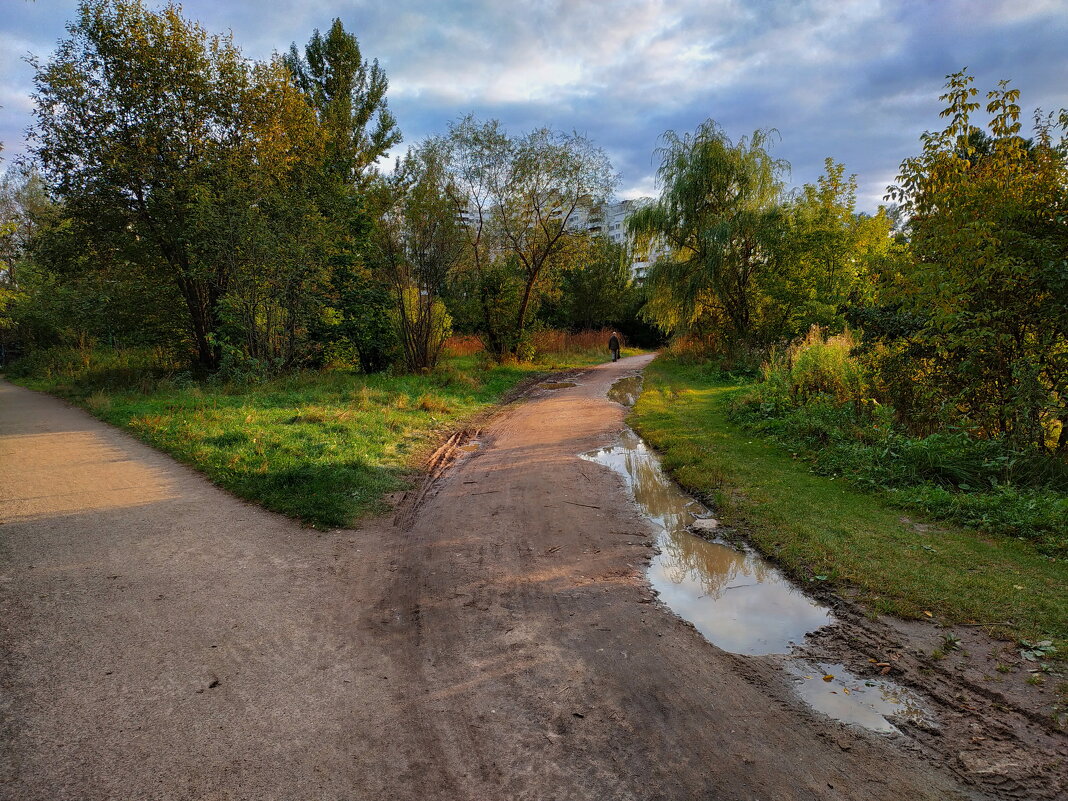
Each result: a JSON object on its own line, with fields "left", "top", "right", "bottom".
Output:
{"left": 2, "top": 0, "right": 1066, "bottom": 210}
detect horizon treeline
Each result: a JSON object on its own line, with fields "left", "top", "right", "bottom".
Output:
{"left": 1, "top": 0, "right": 1066, "bottom": 455}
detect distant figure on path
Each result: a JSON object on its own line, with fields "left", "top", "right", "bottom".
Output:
{"left": 608, "top": 332, "right": 621, "bottom": 362}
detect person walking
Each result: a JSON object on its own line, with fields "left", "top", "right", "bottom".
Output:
{"left": 608, "top": 331, "right": 621, "bottom": 362}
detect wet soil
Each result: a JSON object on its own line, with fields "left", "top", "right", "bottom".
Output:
{"left": 594, "top": 378, "right": 1067, "bottom": 799}
{"left": 581, "top": 429, "right": 835, "bottom": 657}
{"left": 1, "top": 363, "right": 1062, "bottom": 800}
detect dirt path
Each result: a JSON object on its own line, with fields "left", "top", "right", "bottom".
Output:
{"left": 1, "top": 362, "right": 984, "bottom": 800}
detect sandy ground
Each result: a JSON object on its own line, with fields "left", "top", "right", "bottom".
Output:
{"left": 0, "top": 357, "right": 1040, "bottom": 800}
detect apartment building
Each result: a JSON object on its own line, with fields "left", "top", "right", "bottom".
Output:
{"left": 454, "top": 194, "right": 673, "bottom": 281}
{"left": 569, "top": 197, "right": 671, "bottom": 280}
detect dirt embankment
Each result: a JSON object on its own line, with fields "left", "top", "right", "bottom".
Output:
{"left": 2, "top": 363, "right": 1059, "bottom": 800}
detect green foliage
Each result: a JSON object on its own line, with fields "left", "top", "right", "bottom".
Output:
{"left": 390, "top": 288, "right": 452, "bottom": 371}
{"left": 629, "top": 120, "right": 787, "bottom": 345}
{"left": 730, "top": 330, "right": 1068, "bottom": 556}
{"left": 2, "top": 170, "right": 189, "bottom": 353}
{"left": 884, "top": 69, "right": 1068, "bottom": 452}
{"left": 25, "top": 4, "right": 403, "bottom": 375}
{"left": 368, "top": 141, "right": 464, "bottom": 371}
{"left": 333, "top": 261, "right": 398, "bottom": 373}
{"left": 30, "top": 0, "right": 334, "bottom": 370}
{"left": 765, "top": 160, "right": 895, "bottom": 342}
{"left": 551, "top": 235, "right": 641, "bottom": 331}
{"left": 5, "top": 346, "right": 186, "bottom": 391}
{"left": 285, "top": 18, "right": 400, "bottom": 188}
{"left": 1019, "top": 640, "right": 1058, "bottom": 661}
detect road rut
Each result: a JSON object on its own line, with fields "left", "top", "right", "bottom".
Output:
{"left": 1, "top": 361, "right": 980, "bottom": 800}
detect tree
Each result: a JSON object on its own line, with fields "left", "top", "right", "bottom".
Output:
{"left": 286, "top": 19, "right": 401, "bottom": 190}
{"left": 885, "top": 70, "right": 1068, "bottom": 451}
{"left": 286, "top": 19, "right": 403, "bottom": 373}
{"left": 368, "top": 141, "right": 463, "bottom": 371}
{"left": 555, "top": 234, "right": 637, "bottom": 330}
{"left": 763, "top": 159, "right": 893, "bottom": 342}
{"left": 30, "top": 0, "right": 327, "bottom": 370}
{"left": 445, "top": 116, "right": 617, "bottom": 359}
{"left": 628, "top": 120, "right": 787, "bottom": 350}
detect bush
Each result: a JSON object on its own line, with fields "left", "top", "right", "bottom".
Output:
{"left": 787, "top": 327, "right": 865, "bottom": 403}
{"left": 728, "top": 328, "right": 1068, "bottom": 557}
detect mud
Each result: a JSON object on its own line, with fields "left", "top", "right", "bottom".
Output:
{"left": 2, "top": 363, "right": 1063, "bottom": 800}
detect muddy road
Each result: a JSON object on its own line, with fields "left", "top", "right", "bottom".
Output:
{"left": 0, "top": 359, "right": 1046, "bottom": 800}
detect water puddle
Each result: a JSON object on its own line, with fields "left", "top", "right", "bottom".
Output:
{"left": 787, "top": 662, "right": 927, "bottom": 734}
{"left": 458, "top": 441, "right": 481, "bottom": 453}
{"left": 584, "top": 388, "right": 929, "bottom": 734}
{"left": 581, "top": 429, "right": 833, "bottom": 656}
{"left": 607, "top": 375, "right": 643, "bottom": 407}
{"left": 541, "top": 381, "right": 577, "bottom": 390}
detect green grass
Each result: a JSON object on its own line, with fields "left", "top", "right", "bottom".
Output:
{"left": 630, "top": 358, "right": 1068, "bottom": 645}
{"left": 10, "top": 348, "right": 639, "bottom": 528}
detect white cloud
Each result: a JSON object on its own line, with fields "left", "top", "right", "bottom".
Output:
{"left": 2, "top": 0, "right": 1067, "bottom": 208}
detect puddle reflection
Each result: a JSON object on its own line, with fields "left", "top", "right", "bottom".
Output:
{"left": 607, "top": 375, "right": 643, "bottom": 407}
{"left": 787, "top": 661, "right": 927, "bottom": 734}
{"left": 581, "top": 429, "right": 833, "bottom": 656}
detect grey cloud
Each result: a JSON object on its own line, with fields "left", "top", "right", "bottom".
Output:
{"left": 2, "top": 0, "right": 1066, "bottom": 210}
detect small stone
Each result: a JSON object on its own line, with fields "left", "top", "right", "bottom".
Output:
{"left": 691, "top": 518, "right": 719, "bottom": 533}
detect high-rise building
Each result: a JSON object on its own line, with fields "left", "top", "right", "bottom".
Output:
{"left": 568, "top": 197, "right": 671, "bottom": 280}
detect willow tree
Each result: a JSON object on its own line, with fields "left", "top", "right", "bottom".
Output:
{"left": 628, "top": 120, "right": 787, "bottom": 348}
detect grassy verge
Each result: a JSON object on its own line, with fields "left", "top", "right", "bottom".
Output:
{"left": 9, "top": 347, "right": 639, "bottom": 528}
{"left": 630, "top": 358, "right": 1067, "bottom": 645}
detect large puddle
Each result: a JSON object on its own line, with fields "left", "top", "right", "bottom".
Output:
{"left": 583, "top": 376, "right": 931, "bottom": 734}
{"left": 581, "top": 428, "right": 833, "bottom": 656}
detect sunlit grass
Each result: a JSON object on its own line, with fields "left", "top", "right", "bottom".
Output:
{"left": 13, "top": 350, "right": 639, "bottom": 528}
{"left": 631, "top": 359, "right": 1068, "bottom": 645}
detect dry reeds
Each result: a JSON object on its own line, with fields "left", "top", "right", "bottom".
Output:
{"left": 442, "top": 335, "right": 485, "bottom": 356}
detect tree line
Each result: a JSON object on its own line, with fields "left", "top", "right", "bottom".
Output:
{"left": 0, "top": 0, "right": 631, "bottom": 375}
{"left": 1, "top": 0, "right": 1065, "bottom": 454}
{"left": 628, "top": 74, "right": 1066, "bottom": 454}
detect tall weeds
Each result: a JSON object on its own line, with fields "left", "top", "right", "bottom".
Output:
{"left": 728, "top": 327, "right": 1068, "bottom": 556}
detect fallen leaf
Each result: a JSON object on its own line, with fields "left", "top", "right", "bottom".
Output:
{"left": 822, "top": 674, "right": 834, "bottom": 682}
{"left": 880, "top": 666, "right": 892, "bottom": 675}
{"left": 923, "top": 611, "right": 934, "bottom": 618}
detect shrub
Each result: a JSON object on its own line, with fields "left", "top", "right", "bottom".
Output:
{"left": 727, "top": 327, "right": 1068, "bottom": 557}
{"left": 787, "top": 327, "right": 866, "bottom": 403}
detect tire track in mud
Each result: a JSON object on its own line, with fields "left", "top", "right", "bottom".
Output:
{"left": 4, "top": 364, "right": 1053, "bottom": 801}
{"left": 373, "top": 355, "right": 985, "bottom": 801}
